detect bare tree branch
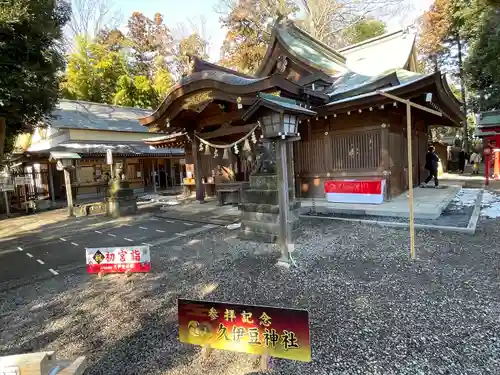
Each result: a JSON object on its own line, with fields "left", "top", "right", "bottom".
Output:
{"left": 64, "top": 0, "right": 122, "bottom": 49}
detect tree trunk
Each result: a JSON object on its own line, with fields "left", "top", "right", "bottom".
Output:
{"left": 456, "top": 32, "right": 469, "bottom": 152}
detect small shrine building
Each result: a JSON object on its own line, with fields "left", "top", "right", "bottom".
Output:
{"left": 475, "top": 110, "right": 500, "bottom": 182}
{"left": 142, "top": 21, "right": 465, "bottom": 204}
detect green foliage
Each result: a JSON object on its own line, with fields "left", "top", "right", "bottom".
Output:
{"left": 464, "top": 4, "right": 500, "bottom": 111}
{"left": 342, "top": 17, "right": 386, "bottom": 45}
{"left": 113, "top": 75, "right": 157, "bottom": 108}
{"left": 60, "top": 11, "right": 184, "bottom": 110}
{"left": 0, "top": 0, "right": 70, "bottom": 154}
{"left": 62, "top": 36, "right": 127, "bottom": 104}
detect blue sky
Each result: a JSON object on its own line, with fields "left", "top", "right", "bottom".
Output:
{"left": 102, "top": 0, "right": 434, "bottom": 62}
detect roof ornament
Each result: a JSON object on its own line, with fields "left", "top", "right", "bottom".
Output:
{"left": 183, "top": 55, "right": 196, "bottom": 77}
{"left": 276, "top": 56, "right": 288, "bottom": 74}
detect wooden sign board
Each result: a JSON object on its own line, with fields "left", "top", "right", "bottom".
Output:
{"left": 0, "top": 351, "right": 86, "bottom": 375}
{"left": 178, "top": 299, "right": 311, "bottom": 362}
{"left": 106, "top": 149, "right": 113, "bottom": 165}
{"left": 86, "top": 246, "right": 151, "bottom": 274}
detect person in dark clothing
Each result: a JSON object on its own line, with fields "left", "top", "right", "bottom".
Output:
{"left": 458, "top": 148, "right": 466, "bottom": 173}
{"left": 422, "top": 146, "right": 440, "bottom": 187}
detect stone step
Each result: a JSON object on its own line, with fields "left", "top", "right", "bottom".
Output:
{"left": 238, "top": 230, "right": 278, "bottom": 243}
{"left": 238, "top": 227, "right": 302, "bottom": 243}
{"left": 238, "top": 201, "right": 301, "bottom": 214}
{"left": 250, "top": 174, "right": 278, "bottom": 190}
{"left": 242, "top": 189, "right": 294, "bottom": 205}
{"left": 240, "top": 210, "right": 300, "bottom": 223}
{"left": 241, "top": 218, "right": 301, "bottom": 234}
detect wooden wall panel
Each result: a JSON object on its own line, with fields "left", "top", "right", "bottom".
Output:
{"left": 294, "top": 129, "right": 381, "bottom": 175}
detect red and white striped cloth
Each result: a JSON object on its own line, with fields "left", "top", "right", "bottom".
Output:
{"left": 324, "top": 180, "right": 385, "bottom": 204}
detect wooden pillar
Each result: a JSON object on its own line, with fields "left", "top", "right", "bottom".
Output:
{"left": 123, "top": 157, "right": 128, "bottom": 181}
{"left": 153, "top": 159, "right": 158, "bottom": 193}
{"left": 140, "top": 160, "right": 145, "bottom": 191}
{"left": 380, "top": 124, "right": 391, "bottom": 199}
{"left": 75, "top": 160, "right": 81, "bottom": 183}
{"left": 494, "top": 150, "right": 500, "bottom": 179}
{"left": 192, "top": 133, "right": 205, "bottom": 203}
{"left": 48, "top": 163, "right": 55, "bottom": 203}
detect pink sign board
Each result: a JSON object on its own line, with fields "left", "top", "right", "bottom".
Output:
{"left": 86, "top": 246, "right": 151, "bottom": 274}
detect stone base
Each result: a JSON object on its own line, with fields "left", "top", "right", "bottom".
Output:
{"left": 237, "top": 226, "right": 302, "bottom": 243}
{"left": 105, "top": 197, "right": 137, "bottom": 217}
{"left": 239, "top": 173, "right": 301, "bottom": 244}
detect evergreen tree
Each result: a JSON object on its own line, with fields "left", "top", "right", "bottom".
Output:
{"left": 0, "top": 0, "right": 71, "bottom": 154}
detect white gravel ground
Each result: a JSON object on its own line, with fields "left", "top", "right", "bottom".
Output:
{"left": 1, "top": 216, "right": 500, "bottom": 375}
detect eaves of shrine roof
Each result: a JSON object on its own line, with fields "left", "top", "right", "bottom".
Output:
{"left": 327, "top": 69, "right": 423, "bottom": 101}
{"left": 477, "top": 110, "right": 500, "bottom": 128}
{"left": 338, "top": 29, "right": 417, "bottom": 77}
{"left": 321, "top": 72, "right": 465, "bottom": 127}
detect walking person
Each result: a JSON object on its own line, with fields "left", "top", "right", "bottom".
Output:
{"left": 422, "top": 146, "right": 440, "bottom": 188}
{"left": 458, "top": 148, "right": 466, "bottom": 174}
{"left": 469, "top": 150, "right": 482, "bottom": 175}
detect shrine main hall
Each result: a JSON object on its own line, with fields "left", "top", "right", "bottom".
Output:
{"left": 142, "top": 20, "right": 464, "bottom": 206}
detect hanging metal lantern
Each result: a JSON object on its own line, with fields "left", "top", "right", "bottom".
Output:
{"left": 204, "top": 144, "right": 211, "bottom": 156}
{"left": 222, "top": 148, "right": 229, "bottom": 159}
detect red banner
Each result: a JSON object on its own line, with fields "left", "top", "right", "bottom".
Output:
{"left": 324, "top": 180, "right": 383, "bottom": 195}
{"left": 86, "top": 262, "right": 151, "bottom": 274}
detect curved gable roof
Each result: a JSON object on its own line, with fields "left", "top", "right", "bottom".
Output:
{"left": 256, "top": 21, "right": 349, "bottom": 77}
{"left": 339, "top": 30, "right": 417, "bottom": 76}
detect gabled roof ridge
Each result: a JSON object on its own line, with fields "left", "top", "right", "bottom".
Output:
{"left": 339, "top": 29, "right": 414, "bottom": 53}
{"left": 190, "top": 55, "right": 255, "bottom": 79}
{"left": 285, "top": 22, "right": 347, "bottom": 64}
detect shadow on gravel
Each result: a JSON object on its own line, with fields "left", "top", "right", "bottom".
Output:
{"left": 1, "top": 216, "right": 500, "bottom": 374}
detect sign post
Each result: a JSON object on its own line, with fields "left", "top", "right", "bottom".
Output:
{"left": 106, "top": 149, "right": 114, "bottom": 179}
{"left": 178, "top": 299, "right": 311, "bottom": 366}
{"left": 50, "top": 152, "right": 81, "bottom": 217}
{"left": 86, "top": 245, "right": 151, "bottom": 277}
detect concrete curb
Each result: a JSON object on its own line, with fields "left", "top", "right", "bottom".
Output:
{"left": 467, "top": 189, "right": 484, "bottom": 233}
{"left": 300, "top": 212, "right": 477, "bottom": 235}
{"left": 300, "top": 186, "right": 484, "bottom": 235}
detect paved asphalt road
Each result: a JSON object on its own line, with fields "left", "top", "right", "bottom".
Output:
{"left": 0, "top": 212, "right": 216, "bottom": 291}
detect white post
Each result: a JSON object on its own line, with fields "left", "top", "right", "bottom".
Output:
{"left": 64, "top": 168, "right": 74, "bottom": 216}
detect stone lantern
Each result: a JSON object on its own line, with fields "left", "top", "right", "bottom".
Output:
{"left": 240, "top": 93, "right": 316, "bottom": 267}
